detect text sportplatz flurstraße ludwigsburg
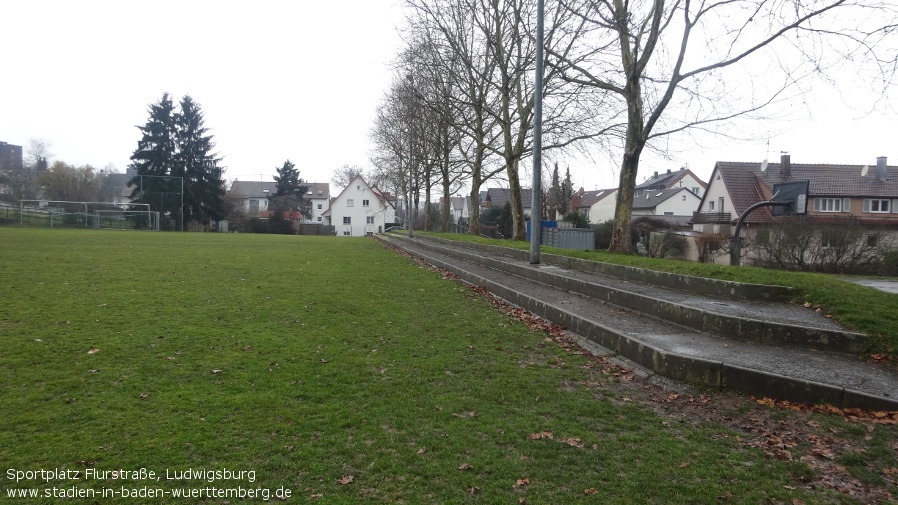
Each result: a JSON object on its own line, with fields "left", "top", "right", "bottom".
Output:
{"left": 5, "top": 467, "right": 292, "bottom": 500}
{"left": 7, "top": 467, "right": 256, "bottom": 484}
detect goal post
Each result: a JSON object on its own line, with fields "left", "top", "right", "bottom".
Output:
{"left": 18, "top": 200, "right": 158, "bottom": 230}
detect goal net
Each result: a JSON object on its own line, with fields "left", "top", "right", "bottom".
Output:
{"left": 18, "top": 200, "right": 160, "bottom": 231}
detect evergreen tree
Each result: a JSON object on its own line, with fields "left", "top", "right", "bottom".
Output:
{"left": 561, "top": 167, "right": 574, "bottom": 215}
{"left": 127, "top": 93, "right": 226, "bottom": 229}
{"left": 273, "top": 160, "right": 304, "bottom": 197}
{"left": 128, "top": 93, "right": 178, "bottom": 225}
{"left": 272, "top": 159, "right": 311, "bottom": 219}
{"left": 548, "top": 163, "right": 562, "bottom": 218}
{"left": 176, "top": 95, "right": 225, "bottom": 225}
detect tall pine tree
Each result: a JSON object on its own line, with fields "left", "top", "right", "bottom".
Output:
{"left": 176, "top": 95, "right": 225, "bottom": 226}
{"left": 128, "top": 93, "right": 226, "bottom": 229}
{"left": 128, "top": 93, "right": 178, "bottom": 226}
{"left": 272, "top": 159, "right": 311, "bottom": 220}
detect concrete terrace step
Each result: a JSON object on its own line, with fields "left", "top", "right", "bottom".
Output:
{"left": 407, "top": 235, "right": 866, "bottom": 354}
{"left": 378, "top": 234, "right": 898, "bottom": 411}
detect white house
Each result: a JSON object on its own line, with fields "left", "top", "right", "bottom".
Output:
{"left": 301, "top": 182, "right": 331, "bottom": 224}
{"left": 636, "top": 167, "right": 708, "bottom": 198}
{"left": 572, "top": 188, "right": 618, "bottom": 224}
{"left": 323, "top": 175, "right": 396, "bottom": 236}
{"left": 230, "top": 180, "right": 274, "bottom": 217}
{"left": 632, "top": 187, "right": 702, "bottom": 217}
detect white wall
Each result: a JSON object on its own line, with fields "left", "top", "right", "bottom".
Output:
{"left": 587, "top": 191, "right": 618, "bottom": 224}
{"left": 330, "top": 177, "right": 394, "bottom": 236}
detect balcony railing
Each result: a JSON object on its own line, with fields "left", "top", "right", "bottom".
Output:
{"left": 692, "top": 211, "right": 732, "bottom": 224}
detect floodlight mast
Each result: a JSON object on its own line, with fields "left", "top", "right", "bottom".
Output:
{"left": 529, "top": 0, "right": 544, "bottom": 264}
{"left": 730, "top": 191, "right": 787, "bottom": 267}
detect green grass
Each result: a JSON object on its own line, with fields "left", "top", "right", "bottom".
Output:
{"left": 0, "top": 229, "right": 888, "bottom": 504}
{"left": 426, "top": 232, "right": 898, "bottom": 353}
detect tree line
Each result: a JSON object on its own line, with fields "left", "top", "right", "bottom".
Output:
{"left": 367, "top": 0, "right": 897, "bottom": 251}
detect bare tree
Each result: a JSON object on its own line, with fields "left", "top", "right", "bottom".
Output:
{"left": 331, "top": 165, "right": 364, "bottom": 191}
{"left": 551, "top": 0, "right": 898, "bottom": 252}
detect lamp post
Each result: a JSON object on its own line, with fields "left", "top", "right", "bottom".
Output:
{"left": 529, "top": 0, "right": 544, "bottom": 264}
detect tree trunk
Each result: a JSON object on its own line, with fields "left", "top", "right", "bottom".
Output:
{"left": 469, "top": 179, "right": 482, "bottom": 236}
{"left": 506, "top": 158, "right": 527, "bottom": 240}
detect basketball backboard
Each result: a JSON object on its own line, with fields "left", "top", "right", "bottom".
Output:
{"left": 772, "top": 180, "right": 809, "bottom": 216}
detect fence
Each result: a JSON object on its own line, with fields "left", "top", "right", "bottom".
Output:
{"left": 527, "top": 220, "right": 595, "bottom": 250}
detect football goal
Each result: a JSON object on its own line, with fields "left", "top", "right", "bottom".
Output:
{"left": 18, "top": 200, "right": 160, "bottom": 231}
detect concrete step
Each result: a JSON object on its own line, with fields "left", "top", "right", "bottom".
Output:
{"left": 378, "top": 234, "right": 898, "bottom": 411}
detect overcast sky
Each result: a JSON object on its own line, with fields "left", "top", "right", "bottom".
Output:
{"left": 1, "top": 0, "right": 895, "bottom": 192}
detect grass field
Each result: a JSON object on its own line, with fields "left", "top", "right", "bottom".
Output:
{"left": 1, "top": 229, "right": 894, "bottom": 504}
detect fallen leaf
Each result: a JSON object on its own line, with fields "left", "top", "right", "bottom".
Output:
{"left": 584, "top": 488, "right": 599, "bottom": 496}
{"left": 467, "top": 486, "right": 480, "bottom": 494}
{"left": 679, "top": 462, "right": 690, "bottom": 468}
{"left": 87, "top": 348, "right": 100, "bottom": 354}
{"left": 528, "top": 431, "right": 554, "bottom": 440}
{"left": 337, "top": 475, "right": 354, "bottom": 485}
{"left": 139, "top": 393, "right": 149, "bottom": 400}
{"left": 417, "top": 447, "right": 426, "bottom": 455}
{"left": 561, "top": 437, "right": 584, "bottom": 448}
{"left": 457, "top": 463, "right": 472, "bottom": 471}
{"left": 211, "top": 369, "right": 223, "bottom": 374}
{"left": 514, "top": 478, "right": 531, "bottom": 488}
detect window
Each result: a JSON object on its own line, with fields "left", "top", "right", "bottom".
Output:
{"left": 343, "top": 231, "right": 350, "bottom": 236}
{"left": 718, "top": 197, "right": 725, "bottom": 211}
{"left": 366, "top": 216, "right": 374, "bottom": 224}
{"left": 347, "top": 199, "right": 354, "bottom": 207}
{"left": 363, "top": 199, "right": 370, "bottom": 207}
{"left": 692, "top": 187, "right": 700, "bottom": 195}
{"left": 343, "top": 217, "right": 351, "bottom": 224}
{"left": 366, "top": 232, "right": 373, "bottom": 236}
{"left": 663, "top": 211, "right": 673, "bottom": 216}
{"left": 814, "top": 198, "right": 848, "bottom": 212}
{"left": 863, "top": 199, "right": 890, "bottom": 213}
{"left": 317, "top": 204, "right": 322, "bottom": 210}
{"left": 709, "top": 201, "right": 715, "bottom": 211}
{"left": 317, "top": 217, "right": 322, "bottom": 222}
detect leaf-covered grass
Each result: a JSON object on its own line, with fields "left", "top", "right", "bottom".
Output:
{"left": 0, "top": 229, "right": 884, "bottom": 504}
{"left": 425, "top": 232, "right": 898, "bottom": 353}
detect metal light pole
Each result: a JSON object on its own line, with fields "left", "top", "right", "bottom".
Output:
{"left": 529, "top": 0, "right": 545, "bottom": 264}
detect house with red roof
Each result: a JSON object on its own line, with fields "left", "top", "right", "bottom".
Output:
{"left": 692, "top": 154, "right": 898, "bottom": 265}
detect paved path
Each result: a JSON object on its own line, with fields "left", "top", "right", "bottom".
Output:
{"left": 379, "top": 234, "right": 898, "bottom": 411}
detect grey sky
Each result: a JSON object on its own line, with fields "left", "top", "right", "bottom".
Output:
{"left": 1, "top": 0, "right": 895, "bottom": 193}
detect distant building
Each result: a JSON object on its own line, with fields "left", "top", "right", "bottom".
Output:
{"left": 229, "top": 180, "right": 330, "bottom": 223}
{"left": 0, "top": 141, "right": 23, "bottom": 172}
{"left": 636, "top": 167, "right": 707, "bottom": 198}
{"left": 323, "top": 175, "right": 396, "bottom": 236}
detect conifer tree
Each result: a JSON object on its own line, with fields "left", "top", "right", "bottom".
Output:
{"left": 128, "top": 93, "right": 226, "bottom": 229}
{"left": 272, "top": 159, "right": 311, "bottom": 220}
{"left": 176, "top": 95, "right": 225, "bottom": 225}
{"left": 128, "top": 93, "right": 178, "bottom": 224}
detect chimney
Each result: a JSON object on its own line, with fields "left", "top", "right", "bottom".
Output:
{"left": 780, "top": 154, "right": 791, "bottom": 178}
{"left": 877, "top": 156, "right": 888, "bottom": 181}
{"left": 654, "top": 171, "right": 658, "bottom": 178}
{"left": 666, "top": 169, "right": 671, "bottom": 174}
